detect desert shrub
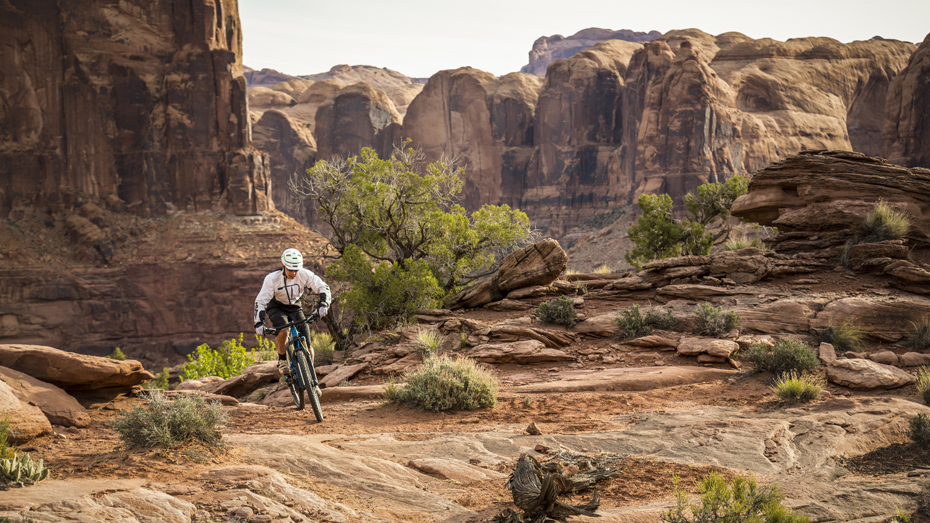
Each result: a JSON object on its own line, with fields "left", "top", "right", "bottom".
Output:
{"left": 460, "top": 332, "right": 470, "bottom": 348}
{"left": 111, "top": 391, "right": 226, "bottom": 448}
{"left": 904, "top": 317, "right": 930, "bottom": 353}
{"left": 840, "top": 237, "right": 857, "bottom": 268}
{"left": 414, "top": 328, "right": 443, "bottom": 359}
{"left": 722, "top": 236, "right": 764, "bottom": 251}
{"left": 252, "top": 334, "right": 277, "bottom": 362}
{"left": 862, "top": 200, "right": 910, "bottom": 242}
{"left": 616, "top": 305, "right": 678, "bottom": 338}
{"left": 594, "top": 264, "right": 613, "bottom": 274}
{"left": 384, "top": 354, "right": 497, "bottom": 411}
{"left": 910, "top": 414, "right": 930, "bottom": 451}
{"left": 537, "top": 295, "right": 577, "bottom": 327}
{"left": 180, "top": 334, "right": 256, "bottom": 381}
{"left": 742, "top": 338, "right": 820, "bottom": 377}
{"left": 0, "top": 418, "right": 12, "bottom": 460}
{"left": 916, "top": 366, "right": 930, "bottom": 406}
{"left": 143, "top": 368, "right": 170, "bottom": 390}
{"left": 694, "top": 303, "right": 741, "bottom": 337}
{"left": 661, "top": 472, "right": 809, "bottom": 523}
{"left": 107, "top": 347, "right": 126, "bottom": 360}
{"left": 312, "top": 331, "right": 336, "bottom": 365}
{"left": 818, "top": 320, "right": 864, "bottom": 351}
{"left": 890, "top": 508, "right": 912, "bottom": 523}
{"left": 772, "top": 371, "right": 824, "bottom": 403}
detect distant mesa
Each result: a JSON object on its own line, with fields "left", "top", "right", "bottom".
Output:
{"left": 521, "top": 27, "right": 662, "bottom": 76}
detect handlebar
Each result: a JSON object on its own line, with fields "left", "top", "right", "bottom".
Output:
{"left": 263, "top": 313, "right": 321, "bottom": 337}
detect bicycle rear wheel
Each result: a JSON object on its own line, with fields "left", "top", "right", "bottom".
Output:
{"left": 294, "top": 347, "right": 323, "bottom": 423}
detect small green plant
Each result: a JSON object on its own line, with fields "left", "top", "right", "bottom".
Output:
{"left": 252, "top": 334, "right": 277, "bottom": 361}
{"left": 521, "top": 396, "right": 533, "bottom": 408}
{"left": 904, "top": 317, "right": 930, "bottom": 353}
{"left": 722, "top": 236, "right": 763, "bottom": 251}
{"left": 107, "top": 347, "right": 127, "bottom": 360}
{"left": 916, "top": 366, "right": 930, "bottom": 406}
{"left": 615, "top": 305, "right": 677, "bottom": 338}
{"left": 111, "top": 390, "right": 226, "bottom": 448}
{"left": 660, "top": 472, "right": 809, "bottom": 523}
{"left": 536, "top": 295, "right": 577, "bottom": 327}
{"left": 818, "top": 320, "right": 864, "bottom": 351}
{"left": 143, "top": 368, "right": 170, "bottom": 390}
{"left": 891, "top": 507, "right": 912, "bottom": 522}
{"left": 862, "top": 199, "right": 910, "bottom": 242}
{"left": 0, "top": 452, "right": 49, "bottom": 487}
{"left": 694, "top": 303, "right": 741, "bottom": 337}
{"left": 460, "top": 332, "right": 470, "bottom": 349}
{"left": 772, "top": 371, "right": 824, "bottom": 403}
{"left": 384, "top": 354, "right": 497, "bottom": 411}
{"left": 910, "top": 413, "right": 930, "bottom": 451}
{"left": 180, "top": 334, "right": 255, "bottom": 381}
{"left": 312, "top": 331, "right": 336, "bottom": 365}
{"left": 414, "top": 327, "right": 443, "bottom": 359}
{"left": 742, "top": 338, "right": 820, "bottom": 377}
{"left": 577, "top": 283, "right": 589, "bottom": 296}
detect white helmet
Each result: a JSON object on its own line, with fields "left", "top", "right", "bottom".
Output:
{"left": 281, "top": 248, "right": 303, "bottom": 271}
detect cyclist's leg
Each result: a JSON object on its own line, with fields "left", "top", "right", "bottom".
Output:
{"left": 266, "top": 304, "right": 290, "bottom": 372}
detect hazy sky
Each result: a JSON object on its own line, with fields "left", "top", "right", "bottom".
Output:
{"left": 239, "top": 0, "right": 929, "bottom": 79}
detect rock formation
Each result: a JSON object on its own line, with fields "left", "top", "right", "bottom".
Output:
{"left": 883, "top": 33, "right": 930, "bottom": 167}
{"left": 521, "top": 27, "right": 662, "bottom": 76}
{"left": 0, "top": 0, "right": 272, "bottom": 219}
{"left": 314, "top": 83, "right": 402, "bottom": 162}
{"left": 250, "top": 110, "right": 318, "bottom": 225}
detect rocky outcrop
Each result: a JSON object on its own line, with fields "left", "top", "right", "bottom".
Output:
{"left": 0, "top": 366, "right": 90, "bottom": 427}
{"left": 0, "top": 345, "right": 152, "bottom": 391}
{"left": 521, "top": 27, "right": 662, "bottom": 76}
{"left": 883, "top": 33, "right": 930, "bottom": 168}
{"left": 0, "top": 0, "right": 272, "bottom": 219}
{"left": 730, "top": 150, "right": 930, "bottom": 254}
{"left": 0, "top": 379, "right": 52, "bottom": 443}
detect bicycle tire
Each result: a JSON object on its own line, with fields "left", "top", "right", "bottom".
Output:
{"left": 295, "top": 346, "right": 323, "bottom": 423}
{"left": 286, "top": 372, "right": 305, "bottom": 410}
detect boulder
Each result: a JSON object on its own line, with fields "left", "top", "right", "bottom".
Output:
{"left": 826, "top": 359, "right": 915, "bottom": 389}
{"left": 571, "top": 313, "right": 621, "bottom": 337}
{"left": 174, "top": 376, "right": 226, "bottom": 391}
{"left": 0, "top": 379, "right": 52, "bottom": 443}
{"left": 819, "top": 343, "right": 838, "bottom": 365}
{"left": 901, "top": 352, "right": 930, "bottom": 367}
{"left": 203, "top": 362, "right": 279, "bottom": 398}
{"left": 0, "top": 366, "right": 89, "bottom": 428}
{"left": 319, "top": 363, "right": 368, "bottom": 389}
{"left": 869, "top": 351, "right": 900, "bottom": 366}
{"left": 0, "top": 345, "right": 153, "bottom": 391}
{"left": 677, "top": 338, "right": 740, "bottom": 358}
{"left": 468, "top": 340, "right": 574, "bottom": 364}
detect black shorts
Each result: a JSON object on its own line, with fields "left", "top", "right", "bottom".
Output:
{"left": 267, "top": 300, "right": 311, "bottom": 344}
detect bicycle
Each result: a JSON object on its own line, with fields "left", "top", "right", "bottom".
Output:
{"left": 265, "top": 314, "right": 324, "bottom": 422}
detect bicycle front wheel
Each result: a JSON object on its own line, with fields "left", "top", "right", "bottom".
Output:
{"left": 294, "top": 348, "right": 323, "bottom": 423}
{"left": 286, "top": 372, "right": 305, "bottom": 411}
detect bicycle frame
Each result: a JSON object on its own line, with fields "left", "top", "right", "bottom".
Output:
{"left": 265, "top": 313, "right": 324, "bottom": 421}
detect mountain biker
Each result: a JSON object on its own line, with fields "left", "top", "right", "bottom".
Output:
{"left": 254, "top": 248, "right": 331, "bottom": 375}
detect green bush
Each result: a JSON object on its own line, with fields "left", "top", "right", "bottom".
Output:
{"left": 694, "top": 303, "right": 741, "bottom": 337}
{"left": 312, "top": 331, "right": 336, "bottom": 365}
{"left": 384, "top": 354, "right": 497, "bottom": 411}
{"left": 615, "top": 305, "right": 677, "bottom": 338}
{"left": 143, "top": 368, "right": 170, "bottom": 390}
{"left": 863, "top": 200, "right": 910, "bottom": 242}
{"left": 107, "top": 347, "right": 126, "bottom": 361}
{"left": 536, "top": 295, "right": 578, "bottom": 327}
{"left": 111, "top": 391, "right": 226, "bottom": 448}
{"left": 329, "top": 245, "right": 443, "bottom": 332}
{"left": 818, "top": 320, "right": 864, "bottom": 351}
{"left": 252, "top": 333, "right": 277, "bottom": 362}
{"left": 910, "top": 414, "right": 930, "bottom": 451}
{"left": 722, "top": 236, "right": 764, "bottom": 251}
{"left": 742, "top": 338, "right": 820, "bottom": 377}
{"left": 904, "top": 317, "right": 930, "bottom": 353}
{"left": 180, "top": 334, "right": 256, "bottom": 381}
{"left": 0, "top": 451, "right": 49, "bottom": 487}
{"left": 772, "top": 371, "right": 824, "bottom": 403}
{"left": 414, "top": 328, "right": 443, "bottom": 359}
{"left": 661, "top": 472, "right": 809, "bottom": 523}
{"left": 916, "top": 366, "right": 930, "bottom": 406}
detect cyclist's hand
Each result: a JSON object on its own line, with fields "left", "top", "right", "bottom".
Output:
{"left": 318, "top": 306, "right": 329, "bottom": 318}
{"left": 255, "top": 324, "right": 264, "bottom": 336}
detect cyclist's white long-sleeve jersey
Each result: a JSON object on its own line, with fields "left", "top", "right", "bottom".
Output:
{"left": 253, "top": 268, "right": 330, "bottom": 324}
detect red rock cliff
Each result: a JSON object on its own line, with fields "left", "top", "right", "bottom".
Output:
{"left": 0, "top": 0, "right": 272, "bottom": 218}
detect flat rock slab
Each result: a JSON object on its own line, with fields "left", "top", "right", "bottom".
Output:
{"left": 827, "top": 358, "right": 916, "bottom": 389}
{"left": 320, "top": 384, "right": 388, "bottom": 400}
{"left": 408, "top": 457, "right": 508, "bottom": 483}
{"left": 511, "top": 366, "right": 736, "bottom": 393}
{"left": 0, "top": 478, "right": 147, "bottom": 511}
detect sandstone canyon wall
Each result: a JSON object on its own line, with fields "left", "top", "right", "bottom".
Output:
{"left": 521, "top": 27, "right": 662, "bottom": 76}
{"left": 0, "top": 0, "right": 272, "bottom": 219}
{"left": 883, "top": 33, "right": 930, "bottom": 168}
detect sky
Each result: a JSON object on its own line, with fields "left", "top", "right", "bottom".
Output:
{"left": 238, "top": 0, "right": 930, "bottom": 79}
